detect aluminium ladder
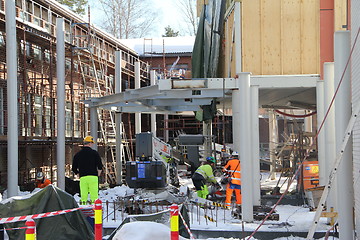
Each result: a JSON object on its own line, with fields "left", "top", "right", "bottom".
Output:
{"left": 306, "top": 102, "right": 360, "bottom": 239}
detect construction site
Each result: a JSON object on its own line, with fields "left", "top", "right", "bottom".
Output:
{"left": 1, "top": 0, "right": 360, "bottom": 239}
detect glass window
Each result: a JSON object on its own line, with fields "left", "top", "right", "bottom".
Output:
{"left": 33, "top": 45, "right": 42, "bottom": 60}
{"left": 34, "top": 95, "right": 42, "bottom": 136}
{"left": 65, "top": 101, "right": 73, "bottom": 137}
{"left": 0, "top": 32, "right": 4, "bottom": 46}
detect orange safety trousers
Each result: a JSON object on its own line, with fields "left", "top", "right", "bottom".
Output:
{"left": 225, "top": 183, "right": 242, "bottom": 207}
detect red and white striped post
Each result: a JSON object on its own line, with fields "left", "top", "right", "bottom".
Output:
{"left": 94, "top": 199, "right": 102, "bottom": 240}
{"left": 25, "top": 219, "right": 36, "bottom": 240}
{"left": 170, "top": 204, "right": 179, "bottom": 240}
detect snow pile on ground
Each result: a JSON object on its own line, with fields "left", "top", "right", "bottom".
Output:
{"left": 112, "top": 221, "right": 188, "bottom": 240}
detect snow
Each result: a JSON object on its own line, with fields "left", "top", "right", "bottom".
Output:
{"left": 0, "top": 172, "right": 339, "bottom": 240}
{"left": 119, "top": 36, "right": 195, "bottom": 56}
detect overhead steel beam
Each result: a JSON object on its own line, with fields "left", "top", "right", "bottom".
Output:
{"left": 85, "top": 76, "right": 319, "bottom": 113}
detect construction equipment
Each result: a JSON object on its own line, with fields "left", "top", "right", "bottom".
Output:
{"left": 125, "top": 132, "right": 179, "bottom": 189}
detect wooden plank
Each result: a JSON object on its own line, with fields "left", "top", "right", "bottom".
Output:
{"left": 262, "top": 0, "right": 281, "bottom": 74}
{"left": 224, "top": 10, "right": 235, "bottom": 77}
{"left": 242, "top": 0, "right": 262, "bottom": 74}
{"left": 321, "top": 212, "right": 338, "bottom": 218}
{"left": 334, "top": 0, "right": 347, "bottom": 31}
{"left": 302, "top": 0, "right": 320, "bottom": 74}
{"left": 282, "top": 0, "right": 301, "bottom": 74}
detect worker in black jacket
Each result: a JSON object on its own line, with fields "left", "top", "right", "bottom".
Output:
{"left": 72, "top": 136, "right": 103, "bottom": 205}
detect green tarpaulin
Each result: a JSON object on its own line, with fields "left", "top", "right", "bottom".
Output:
{"left": 192, "top": 0, "right": 226, "bottom": 78}
{"left": 0, "top": 185, "right": 93, "bottom": 240}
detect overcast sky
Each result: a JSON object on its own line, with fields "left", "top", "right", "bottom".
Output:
{"left": 87, "top": 0, "right": 187, "bottom": 38}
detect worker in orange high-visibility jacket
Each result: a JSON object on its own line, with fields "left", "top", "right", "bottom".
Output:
{"left": 35, "top": 172, "right": 52, "bottom": 188}
{"left": 222, "top": 151, "right": 241, "bottom": 207}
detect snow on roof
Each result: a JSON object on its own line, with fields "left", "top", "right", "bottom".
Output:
{"left": 119, "top": 36, "right": 195, "bottom": 56}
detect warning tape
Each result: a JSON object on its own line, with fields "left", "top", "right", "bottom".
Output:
{"left": 0, "top": 226, "right": 28, "bottom": 231}
{"left": 179, "top": 211, "right": 195, "bottom": 239}
{"left": 211, "top": 202, "right": 230, "bottom": 209}
{"left": 191, "top": 201, "right": 230, "bottom": 210}
{"left": 0, "top": 206, "right": 93, "bottom": 224}
{"left": 204, "top": 215, "right": 216, "bottom": 222}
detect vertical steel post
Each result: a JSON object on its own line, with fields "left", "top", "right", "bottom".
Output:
{"left": 135, "top": 62, "right": 141, "bottom": 134}
{"left": 6, "top": 0, "right": 19, "bottom": 197}
{"left": 334, "top": 30, "right": 354, "bottom": 239}
{"left": 250, "top": 85, "right": 261, "bottom": 205}
{"left": 150, "top": 70, "right": 157, "bottom": 136}
{"left": 324, "top": 62, "right": 337, "bottom": 215}
{"left": 115, "top": 51, "right": 123, "bottom": 184}
{"left": 316, "top": 80, "right": 325, "bottom": 185}
{"left": 56, "top": 18, "right": 66, "bottom": 190}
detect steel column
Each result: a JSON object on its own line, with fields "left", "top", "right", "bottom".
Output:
{"left": 56, "top": 18, "right": 66, "bottom": 190}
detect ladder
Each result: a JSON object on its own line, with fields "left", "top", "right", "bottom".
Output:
{"left": 70, "top": 21, "right": 130, "bottom": 185}
{"left": 306, "top": 102, "right": 360, "bottom": 239}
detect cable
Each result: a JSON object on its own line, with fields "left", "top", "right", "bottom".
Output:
{"left": 247, "top": 27, "right": 360, "bottom": 240}
{"left": 275, "top": 109, "right": 317, "bottom": 118}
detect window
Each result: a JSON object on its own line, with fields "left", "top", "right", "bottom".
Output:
{"left": 44, "top": 50, "right": 50, "bottom": 63}
{"left": 34, "top": 95, "right": 42, "bottom": 136}
{"left": 65, "top": 101, "right": 73, "bottom": 137}
{"left": 33, "top": 45, "right": 42, "bottom": 60}
{"left": 44, "top": 97, "right": 52, "bottom": 137}
{"left": 0, "top": 32, "right": 4, "bottom": 46}
{"left": 74, "top": 103, "right": 80, "bottom": 137}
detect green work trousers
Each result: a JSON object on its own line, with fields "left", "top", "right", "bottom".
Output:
{"left": 80, "top": 175, "right": 99, "bottom": 204}
{"left": 196, "top": 185, "right": 209, "bottom": 199}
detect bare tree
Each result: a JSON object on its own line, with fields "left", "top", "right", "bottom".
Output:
{"left": 97, "top": 0, "right": 158, "bottom": 39}
{"left": 174, "top": 0, "right": 198, "bottom": 36}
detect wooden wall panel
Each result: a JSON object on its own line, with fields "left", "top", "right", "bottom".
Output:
{"left": 261, "top": 0, "right": 281, "bottom": 74}
{"left": 282, "top": 0, "right": 301, "bottom": 74}
{"left": 302, "top": 0, "right": 320, "bottom": 74}
{"left": 242, "top": 0, "right": 262, "bottom": 74}
{"left": 224, "top": 11, "right": 235, "bottom": 77}
{"left": 335, "top": 0, "right": 348, "bottom": 30}
{"left": 224, "top": 0, "right": 320, "bottom": 76}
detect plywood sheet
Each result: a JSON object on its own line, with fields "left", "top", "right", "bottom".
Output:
{"left": 281, "top": 0, "right": 301, "bottom": 74}
{"left": 302, "top": 0, "right": 320, "bottom": 74}
{"left": 242, "top": 0, "right": 262, "bottom": 74}
{"left": 224, "top": 0, "right": 320, "bottom": 76}
{"left": 261, "top": 0, "right": 282, "bottom": 74}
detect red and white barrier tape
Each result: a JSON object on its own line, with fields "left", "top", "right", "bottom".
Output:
{"left": 0, "top": 206, "right": 93, "bottom": 224}
{"left": 179, "top": 211, "right": 195, "bottom": 239}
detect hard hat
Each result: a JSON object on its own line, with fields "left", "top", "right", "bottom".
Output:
{"left": 36, "top": 172, "right": 44, "bottom": 180}
{"left": 206, "top": 156, "right": 216, "bottom": 164}
{"left": 232, "top": 151, "right": 239, "bottom": 157}
{"left": 83, "top": 136, "right": 94, "bottom": 143}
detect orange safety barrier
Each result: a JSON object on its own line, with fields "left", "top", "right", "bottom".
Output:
{"left": 94, "top": 199, "right": 102, "bottom": 240}
{"left": 25, "top": 220, "right": 36, "bottom": 240}
{"left": 170, "top": 204, "right": 179, "bottom": 240}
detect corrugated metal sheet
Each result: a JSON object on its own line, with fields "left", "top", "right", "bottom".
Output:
{"left": 351, "top": 0, "right": 360, "bottom": 235}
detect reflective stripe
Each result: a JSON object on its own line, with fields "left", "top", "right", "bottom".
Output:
{"left": 231, "top": 177, "right": 241, "bottom": 181}
{"left": 196, "top": 169, "right": 207, "bottom": 178}
{"left": 226, "top": 170, "right": 241, "bottom": 174}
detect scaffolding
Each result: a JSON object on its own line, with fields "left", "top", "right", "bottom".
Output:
{"left": 0, "top": 0, "right": 149, "bottom": 188}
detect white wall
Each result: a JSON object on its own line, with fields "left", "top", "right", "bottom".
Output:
{"left": 351, "top": 0, "right": 360, "bottom": 235}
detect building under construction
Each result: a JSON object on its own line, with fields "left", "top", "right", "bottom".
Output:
{"left": 0, "top": 0, "right": 155, "bottom": 189}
